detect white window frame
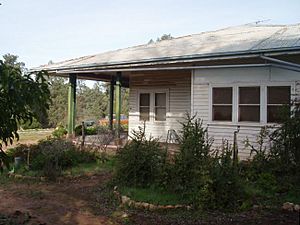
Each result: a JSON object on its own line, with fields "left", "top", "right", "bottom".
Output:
{"left": 209, "top": 82, "right": 293, "bottom": 126}
{"left": 137, "top": 89, "right": 170, "bottom": 123}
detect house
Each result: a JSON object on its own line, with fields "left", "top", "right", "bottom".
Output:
{"left": 33, "top": 23, "right": 300, "bottom": 158}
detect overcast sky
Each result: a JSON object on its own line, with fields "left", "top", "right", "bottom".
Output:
{"left": 0, "top": 0, "right": 300, "bottom": 68}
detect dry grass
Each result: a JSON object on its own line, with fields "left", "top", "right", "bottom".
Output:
{"left": 2, "top": 129, "right": 53, "bottom": 150}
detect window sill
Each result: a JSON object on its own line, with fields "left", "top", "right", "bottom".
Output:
{"left": 207, "top": 121, "right": 281, "bottom": 128}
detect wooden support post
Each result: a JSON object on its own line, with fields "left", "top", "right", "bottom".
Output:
{"left": 115, "top": 72, "right": 122, "bottom": 139}
{"left": 67, "top": 74, "right": 77, "bottom": 138}
{"left": 109, "top": 79, "right": 115, "bottom": 131}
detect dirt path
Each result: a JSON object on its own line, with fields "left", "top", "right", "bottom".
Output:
{"left": 0, "top": 173, "right": 119, "bottom": 225}
{"left": 0, "top": 173, "right": 299, "bottom": 225}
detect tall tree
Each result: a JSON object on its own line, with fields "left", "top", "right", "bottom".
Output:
{"left": 0, "top": 59, "right": 50, "bottom": 170}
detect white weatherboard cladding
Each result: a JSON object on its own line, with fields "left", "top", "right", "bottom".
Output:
{"left": 129, "top": 71, "right": 191, "bottom": 141}
{"left": 192, "top": 67, "right": 300, "bottom": 159}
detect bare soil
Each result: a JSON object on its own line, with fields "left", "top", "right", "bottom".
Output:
{"left": 0, "top": 172, "right": 299, "bottom": 225}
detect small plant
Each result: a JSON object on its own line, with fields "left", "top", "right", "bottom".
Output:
{"left": 115, "top": 123, "right": 166, "bottom": 187}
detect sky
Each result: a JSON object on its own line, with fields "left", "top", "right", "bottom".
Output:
{"left": 0, "top": 0, "right": 300, "bottom": 69}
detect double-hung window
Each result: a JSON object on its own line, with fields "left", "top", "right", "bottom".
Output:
{"left": 139, "top": 91, "right": 167, "bottom": 122}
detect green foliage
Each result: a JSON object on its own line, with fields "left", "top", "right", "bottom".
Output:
{"left": 269, "top": 104, "right": 300, "bottom": 174}
{"left": 74, "top": 124, "right": 98, "bottom": 136}
{"left": 115, "top": 124, "right": 166, "bottom": 187}
{"left": 7, "top": 139, "right": 97, "bottom": 180}
{"left": 171, "top": 115, "right": 213, "bottom": 204}
{"left": 52, "top": 124, "right": 67, "bottom": 138}
{"left": 0, "top": 56, "right": 50, "bottom": 171}
{"left": 20, "top": 118, "right": 42, "bottom": 130}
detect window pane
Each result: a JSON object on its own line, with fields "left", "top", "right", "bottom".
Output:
{"left": 155, "top": 93, "right": 166, "bottom": 107}
{"left": 140, "top": 107, "right": 150, "bottom": 121}
{"left": 239, "top": 87, "right": 260, "bottom": 104}
{"left": 155, "top": 108, "right": 166, "bottom": 121}
{"left": 239, "top": 106, "right": 260, "bottom": 122}
{"left": 213, "top": 106, "right": 232, "bottom": 121}
{"left": 267, "top": 106, "right": 290, "bottom": 123}
{"left": 213, "top": 87, "right": 232, "bottom": 104}
{"left": 267, "top": 86, "right": 290, "bottom": 104}
{"left": 140, "top": 93, "right": 150, "bottom": 106}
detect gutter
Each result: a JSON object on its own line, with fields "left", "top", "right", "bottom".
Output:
{"left": 56, "top": 63, "right": 271, "bottom": 74}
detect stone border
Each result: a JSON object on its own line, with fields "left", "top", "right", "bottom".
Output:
{"left": 282, "top": 202, "right": 300, "bottom": 212}
{"left": 113, "top": 186, "right": 192, "bottom": 211}
{"left": 8, "top": 173, "right": 46, "bottom": 181}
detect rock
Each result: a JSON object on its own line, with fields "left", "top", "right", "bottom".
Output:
{"left": 149, "top": 204, "right": 156, "bottom": 211}
{"left": 253, "top": 204, "right": 260, "bottom": 210}
{"left": 165, "top": 205, "right": 174, "bottom": 209}
{"left": 175, "top": 204, "right": 184, "bottom": 209}
{"left": 121, "top": 196, "right": 130, "bottom": 205}
{"left": 114, "top": 186, "right": 118, "bottom": 191}
{"left": 186, "top": 205, "right": 192, "bottom": 210}
{"left": 294, "top": 204, "right": 300, "bottom": 212}
{"left": 127, "top": 200, "right": 134, "bottom": 207}
{"left": 142, "top": 202, "right": 150, "bottom": 209}
{"left": 134, "top": 202, "right": 144, "bottom": 209}
{"left": 121, "top": 213, "right": 128, "bottom": 218}
{"left": 282, "top": 202, "right": 294, "bottom": 211}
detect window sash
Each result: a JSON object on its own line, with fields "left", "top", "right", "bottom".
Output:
{"left": 155, "top": 93, "right": 167, "bottom": 121}
{"left": 212, "top": 87, "right": 232, "bottom": 121}
{"left": 238, "top": 87, "right": 260, "bottom": 122}
{"left": 139, "top": 93, "right": 150, "bottom": 121}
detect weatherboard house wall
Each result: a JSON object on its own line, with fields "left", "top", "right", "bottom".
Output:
{"left": 128, "top": 71, "right": 191, "bottom": 141}
{"left": 192, "top": 67, "right": 300, "bottom": 159}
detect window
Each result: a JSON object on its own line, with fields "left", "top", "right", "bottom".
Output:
{"left": 139, "top": 93, "right": 150, "bottom": 121}
{"left": 267, "top": 86, "right": 290, "bottom": 123}
{"left": 155, "top": 93, "right": 166, "bottom": 121}
{"left": 212, "top": 87, "right": 232, "bottom": 121}
{"left": 239, "top": 87, "right": 260, "bottom": 122}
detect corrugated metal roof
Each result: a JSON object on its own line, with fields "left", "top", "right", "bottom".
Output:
{"left": 34, "top": 23, "right": 300, "bottom": 71}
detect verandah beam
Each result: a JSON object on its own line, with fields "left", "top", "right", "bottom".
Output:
{"left": 67, "top": 74, "right": 77, "bottom": 138}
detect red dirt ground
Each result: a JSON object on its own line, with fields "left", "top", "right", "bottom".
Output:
{"left": 0, "top": 172, "right": 299, "bottom": 225}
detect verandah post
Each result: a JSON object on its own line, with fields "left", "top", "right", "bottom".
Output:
{"left": 115, "top": 72, "right": 122, "bottom": 139}
{"left": 67, "top": 74, "right": 77, "bottom": 138}
{"left": 109, "top": 78, "right": 115, "bottom": 131}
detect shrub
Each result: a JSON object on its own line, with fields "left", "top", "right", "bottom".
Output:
{"left": 210, "top": 141, "right": 244, "bottom": 209}
{"left": 171, "top": 114, "right": 214, "bottom": 207}
{"left": 75, "top": 125, "right": 98, "bottom": 136}
{"left": 52, "top": 124, "right": 67, "bottom": 138}
{"left": 7, "top": 138, "right": 97, "bottom": 179}
{"left": 115, "top": 124, "right": 166, "bottom": 187}
{"left": 269, "top": 104, "right": 300, "bottom": 175}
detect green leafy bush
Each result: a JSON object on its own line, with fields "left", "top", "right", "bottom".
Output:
{"left": 75, "top": 125, "right": 98, "bottom": 136}
{"left": 52, "top": 124, "right": 67, "bottom": 138}
{"left": 171, "top": 115, "right": 213, "bottom": 205}
{"left": 7, "top": 139, "right": 97, "bottom": 179}
{"left": 115, "top": 124, "right": 166, "bottom": 187}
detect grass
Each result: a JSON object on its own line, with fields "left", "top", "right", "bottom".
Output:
{"left": 2, "top": 129, "right": 53, "bottom": 150}
{"left": 119, "top": 186, "right": 185, "bottom": 205}
{"left": 63, "top": 158, "right": 116, "bottom": 176}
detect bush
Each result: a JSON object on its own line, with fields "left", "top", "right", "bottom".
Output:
{"left": 171, "top": 115, "right": 213, "bottom": 205}
{"left": 7, "top": 139, "right": 97, "bottom": 179}
{"left": 115, "top": 124, "right": 166, "bottom": 187}
{"left": 75, "top": 125, "right": 98, "bottom": 136}
{"left": 52, "top": 124, "right": 67, "bottom": 138}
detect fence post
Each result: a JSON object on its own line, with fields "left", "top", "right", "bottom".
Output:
{"left": 81, "top": 121, "right": 85, "bottom": 147}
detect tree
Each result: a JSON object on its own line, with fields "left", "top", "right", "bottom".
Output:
{"left": 148, "top": 34, "right": 174, "bottom": 44}
{"left": 0, "top": 59, "right": 50, "bottom": 170}
{"left": 3, "top": 53, "right": 26, "bottom": 72}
